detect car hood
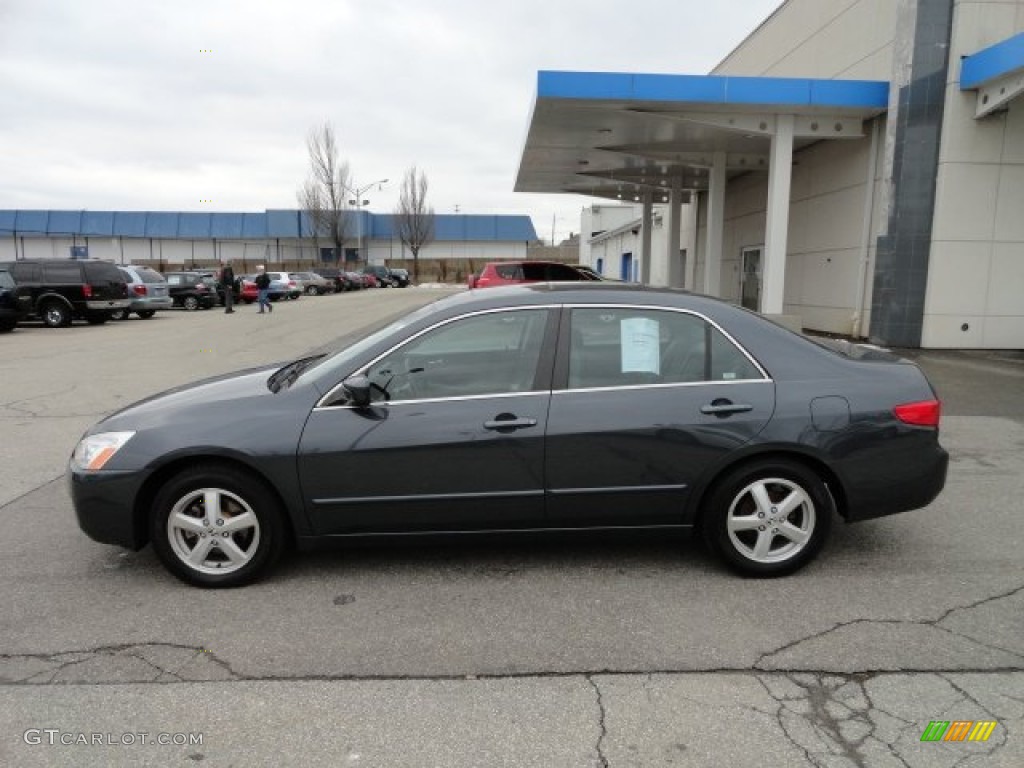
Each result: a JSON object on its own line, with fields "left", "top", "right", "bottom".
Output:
{"left": 95, "top": 364, "right": 280, "bottom": 432}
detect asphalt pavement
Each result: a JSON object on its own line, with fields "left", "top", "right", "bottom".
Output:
{"left": 1, "top": 287, "right": 1021, "bottom": 767}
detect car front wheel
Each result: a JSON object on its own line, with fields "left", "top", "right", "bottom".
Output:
{"left": 150, "top": 464, "right": 287, "bottom": 588}
{"left": 182, "top": 296, "right": 199, "bottom": 311}
{"left": 704, "top": 459, "right": 832, "bottom": 577}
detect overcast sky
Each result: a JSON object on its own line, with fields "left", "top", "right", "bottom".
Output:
{"left": 0, "top": 0, "right": 782, "bottom": 243}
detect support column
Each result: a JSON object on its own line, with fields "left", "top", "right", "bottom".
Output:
{"left": 640, "top": 192, "right": 653, "bottom": 284}
{"left": 667, "top": 177, "right": 683, "bottom": 289}
{"left": 685, "top": 197, "right": 697, "bottom": 290}
{"left": 762, "top": 114, "right": 794, "bottom": 315}
{"left": 703, "top": 151, "right": 726, "bottom": 296}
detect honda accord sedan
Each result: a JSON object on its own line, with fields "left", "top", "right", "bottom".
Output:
{"left": 70, "top": 284, "right": 948, "bottom": 587}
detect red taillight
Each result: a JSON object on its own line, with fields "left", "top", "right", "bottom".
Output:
{"left": 133, "top": 285, "right": 147, "bottom": 296}
{"left": 82, "top": 284, "right": 93, "bottom": 298}
{"left": 894, "top": 399, "right": 941, "bottom": 427}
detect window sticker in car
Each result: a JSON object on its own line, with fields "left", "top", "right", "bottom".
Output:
{"left": 620, "top": 317, "right": 660, "bottom": 375}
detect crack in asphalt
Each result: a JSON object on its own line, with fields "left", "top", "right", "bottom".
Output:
{"left": 938, "top": 673, "right": 1009, "bottom": 767}
{"left": 0, "top": 473, "right": 66, "bottom": 510}
{"left": 754, "top": 583, "right": 1024, "bottom": 670}
{"left": 585, "top": 675, "right": 609, "bottom": 768}
{"left": 1, "top": 645, "right": 1013, "bottom": 764}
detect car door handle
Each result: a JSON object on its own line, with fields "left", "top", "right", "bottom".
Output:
{"left": 700, "top": 401, "right": 753, "bottom": 415}
{"left": 483, "top": 416, "right": 538, "bottom": 431}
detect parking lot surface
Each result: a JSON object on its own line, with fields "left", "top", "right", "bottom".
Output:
{"left": 1, "top": 288, "right": 1022, "bottom": 767}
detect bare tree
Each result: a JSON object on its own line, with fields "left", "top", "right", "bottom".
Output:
{"left": 298, "top": 122, "right": 352, "bottom": 265}
{"left": 394, "top": 166, "right": 435, "bottom": 281}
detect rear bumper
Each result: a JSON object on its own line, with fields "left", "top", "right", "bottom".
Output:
{"left": 128, "top": 297, "right": 173, "bottom": 311}
{"left": 843, "top": 440, "right": 949, "bottom": 522}
{"left": 69, "top": 466, "right": 150, "bottom": 550}
{"left": 86, "top": 299, "right": 131, "bottom": 311}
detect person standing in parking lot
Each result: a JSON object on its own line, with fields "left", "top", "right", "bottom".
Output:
{"left": 254, "top": 266, "right": 272, "bottom": 313}
{"left": 220, "top": 260, "right": 235, "bottom": 314}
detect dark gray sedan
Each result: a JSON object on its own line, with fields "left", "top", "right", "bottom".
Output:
{"left": 70, "top": 284, "right": 948, "bottom": 587}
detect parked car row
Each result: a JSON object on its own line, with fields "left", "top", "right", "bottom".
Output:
{"left": 0, "top": 259, "right": 411, "bottom": 330}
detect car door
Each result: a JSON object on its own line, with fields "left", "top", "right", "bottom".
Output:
{"left": 298, "top": 307, "right": 558, "bottom": 535}
{"left": 544, "top": 305, "right": 775, "bottom": 527}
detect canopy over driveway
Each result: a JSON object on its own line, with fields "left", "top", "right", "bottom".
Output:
{"left": 515, "top": 71, "right": 888, "bottom": 314}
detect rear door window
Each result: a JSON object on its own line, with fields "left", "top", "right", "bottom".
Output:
{"left": 567, "top": 308, "right": 766, "bottom": 389}
{"left": 44, "top": 263, "right": 83, "bottom": 283}
{"left": 495, "top": 264, "right": 524, "bottom": 280}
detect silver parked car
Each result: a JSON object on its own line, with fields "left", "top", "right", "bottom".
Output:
{"left": 289, "top": 272, "right": 333, "bottom": 296}
{"left": 112, "top": 265, "right": 173, "bottom": 319}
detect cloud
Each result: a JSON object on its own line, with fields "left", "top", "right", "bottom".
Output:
{"left": 0, "top": 0, "right": 783, "bottom": 241}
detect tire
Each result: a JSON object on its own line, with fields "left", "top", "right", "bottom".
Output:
{"left": 40, "top": 301, "right": 72, "bottom": 328}
{"left": 703, "top": 458, "right": 832, "bottom": 577}
{"left": 85, "top": 312, "right": 110, "bottom": 325}
{"left": 0, "top": 320, "right": 15, "bottom": 333}
{"left": 109, "top": 308, "right": 129, "bottom": 321}
{"left": 136, "top": 310, "right": 156, "bottom": 319}
{"left": 182, "top": 295, "right": 199, "bottom": 311}
{"left": 306, "top": 286, "right": 318, "bottom": 296}
{"left": 150, "top": 464, "right": 287, "bottom": 588}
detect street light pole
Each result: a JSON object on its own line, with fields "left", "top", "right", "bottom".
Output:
{"left": 345, "top": 178, "right": 388, "bottom": 264}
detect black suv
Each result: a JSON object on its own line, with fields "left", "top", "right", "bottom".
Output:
{"left": 0, "top": 269, "right": 32, "bottom": 332}
{"left": 7, "top": 259, "right": 130, "bottom": 327}
{"left": 164, "top": 272, "right": 218, "bottom": 310}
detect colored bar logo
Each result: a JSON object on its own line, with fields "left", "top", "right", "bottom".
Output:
{"left": 920, "top": 720, "right": 997, "bottom": 742}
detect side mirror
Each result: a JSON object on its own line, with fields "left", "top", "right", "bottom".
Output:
{"left": 342, "top": 374, "right": 371, "bottom": 408}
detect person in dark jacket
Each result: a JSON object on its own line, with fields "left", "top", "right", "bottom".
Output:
{"left": 220, "top": 261, "right": 235, "bottom": 314}
{"left": 254, "top": 266, "right": 272, "bottom": 313}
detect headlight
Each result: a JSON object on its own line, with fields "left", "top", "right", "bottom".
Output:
{"left": 72, "top": 431, "right": 136, "bottom": 471}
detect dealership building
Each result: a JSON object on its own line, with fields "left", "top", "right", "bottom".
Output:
{"left": 0, "top": 210, "right": 538, "bottom": 269}
{"left": 516, "top": 0, "right": 1024, "bottom": 348}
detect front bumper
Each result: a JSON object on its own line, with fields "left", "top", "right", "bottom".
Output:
{"left": 69, "top": 466, "right": 150, "bottom": 550}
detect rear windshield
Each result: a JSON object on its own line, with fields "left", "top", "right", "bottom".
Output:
{"left": 83, "top": 262, "right": 123, "bottom": 282}
{"left": 135, "top": 267, "right": 165, "bottom": 283}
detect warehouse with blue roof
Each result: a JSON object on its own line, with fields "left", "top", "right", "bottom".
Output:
{"left": 0, "top": 209, "right": 538, "bottom": 268}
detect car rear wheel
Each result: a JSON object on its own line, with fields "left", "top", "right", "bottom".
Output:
{"left": 704, "top": 459, "right": 832, "bottom": 577}
{"left": 306, "top": 285, "right": 318, "bottom": 296}
{"left": 40, "top": 301, "right": 72, "bottom": 328}
{"left": 136, "top": 310, "right": 156, "bottom": 319}
{"left": 150, "top": 464, "right": 286, "bottom": 588}
{"left": 182, "top": 296, "right": 199, "bottom": 311}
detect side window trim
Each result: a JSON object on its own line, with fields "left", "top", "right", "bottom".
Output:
{"left": 554, "top": 303, "right": 770, "bottom": 393}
